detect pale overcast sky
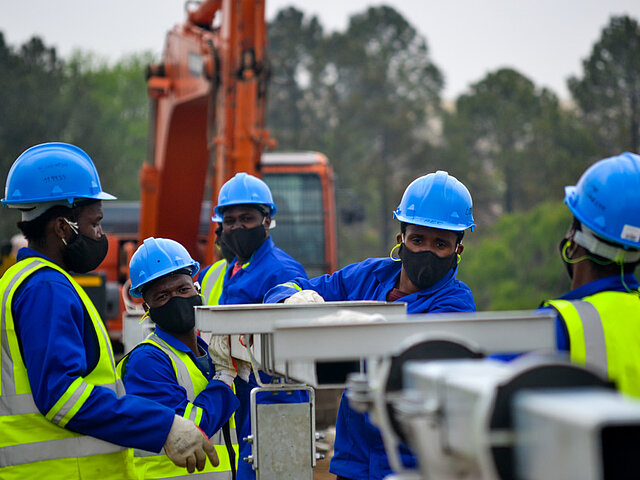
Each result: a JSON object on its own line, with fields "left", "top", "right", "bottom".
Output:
{"left": 1, "top": 0, "right": 639, "bottom": 99}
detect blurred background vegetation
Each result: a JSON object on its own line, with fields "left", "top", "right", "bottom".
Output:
{"left": 1, "top": 9, "right": 639, "bottom": 310}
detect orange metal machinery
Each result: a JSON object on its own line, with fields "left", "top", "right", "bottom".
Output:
{"left": 140, "top": 0, "right": 272, "bottom": 265}
{"left": 96, "top": 1, "right": 338, "bottom": 351}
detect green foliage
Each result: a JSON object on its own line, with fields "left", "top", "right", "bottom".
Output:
{"left": 569, "top": 15, "right": 640, "bottom": 154}
{"left": 0, "top": 37, "right": 151, "bottom": 242}
{"left": 441, "top": 68, "right": 598, "bottom": 225}
{"left": 267, "top": 6, "right": 444, "bottom": 265}
{"left": 458, "top": 202, "right": 573, "bottom": 310}
{"left": 63, "top": 51, "right": 153, "bottom": 199}
{"left": 0, "top": 34, "right": 69, "bottom": 239}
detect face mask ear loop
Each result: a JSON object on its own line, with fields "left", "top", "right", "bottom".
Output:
{"left": 561, "top": 240, "right": 611, "bottom": 265}
{"left": 389, "top": 243, "right": 402, "bottom": 261}
{"left": 614, "top": 255, "right": 636, "bottom": 294}
{"left": 139, "top": 310, "right": 150, "bottom": 324}
{"left": 63, "top": 217, "right": 79, "bottom": 235}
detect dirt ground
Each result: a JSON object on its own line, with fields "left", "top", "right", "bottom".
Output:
{"left": 313, "top": 389, "right": 340, "bottom": 480}
{"left": 314, "top": 457, "right": 335, "bottom": 480}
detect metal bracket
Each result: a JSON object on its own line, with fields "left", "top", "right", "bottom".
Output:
{"left": 248, "top": 383, "right": 316, "bottom": 480}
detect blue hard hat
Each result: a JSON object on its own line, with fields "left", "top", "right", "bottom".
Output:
{"left": 129, "top": 237, "right": 200, "bottom": 298}
{"left": 213, "top": 172, "right": 277, "bottom": 221}
{"left": 393, "top": 171, "right": 475, "bottom": 232}
{"left": 564, "top": 152, "right": 640, "bottom": 250}
{"left": 2, "top": 142, "right": 116, "bottom": 206}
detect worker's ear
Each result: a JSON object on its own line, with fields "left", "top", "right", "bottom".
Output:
{"left": 53, "top": 216, "right": 72, "bottom": 244}
{"left": 142, "top": 302, "right": 149, "bottom": 312}
{"left": 396, "top": 233, "right": 403, "bottom": 245}
{"left": 456, "top": 243, "right": 464, "bottom": 255}
{"left": 193, "top": 281, "right": 201, "bottom": 294}
{"left": 263, "top": 215, "right": 272, "bottom": 230}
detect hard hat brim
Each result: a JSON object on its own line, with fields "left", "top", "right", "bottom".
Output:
{"left": 393, "top": 211, "right": 475, "bottom": 232}
{"left": 2, "top": 191, "right": 117, "bottom": 206}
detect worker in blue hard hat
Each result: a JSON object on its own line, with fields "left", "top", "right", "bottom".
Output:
{"left": 264, "top": 170, "right": 477, "bottom": 480}
{"left": 119, "top": 237, "right": 249, "bottom": 479}
{"left": 0, "top": 143, "right": 217, "bottom": 479}
{"left": 199, "top": 172, "right": 309, "bottom": 480}
{"left": 199, "top": 172, "right": 307, "bottom": 305}
{"left": 542, "top": 152, "right": 640, "bottom": 398}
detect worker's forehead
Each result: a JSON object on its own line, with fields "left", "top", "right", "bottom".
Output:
{"left": 143, "top": 273, "right": 193, "bottom": 297}
{"left": 76, "top": 201, "right": 104, "bottom": 219}
{"left": 222, "top": 205, "right": 264, "bottom": 218}
{"left": 405, "top": 224, "right": 458, "bottom": 241}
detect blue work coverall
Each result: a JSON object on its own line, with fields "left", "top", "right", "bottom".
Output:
{"left": 118, "top": 327, "right": 239, "bottom": 440}
{"left": 213, "top": 236, "right": 307, "bottom": 305}
{"left": 264, "top": 256, "right": 476, "bottom": 480}
{"left": 202, "top": 236, "right": 308, "bottom": 479}
{"left": 10, "top": 248, "right": 175, "bottom": 452}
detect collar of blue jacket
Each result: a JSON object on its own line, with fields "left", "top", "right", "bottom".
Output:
{"left": 556, "top": 273, "right": 639, "bottom": 301}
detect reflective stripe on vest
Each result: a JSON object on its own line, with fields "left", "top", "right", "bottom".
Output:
{"left": 549, "top": 299, "right": 608, "bottom": 373}
{"left": 0, "top": 257, "right": 134, "bottom": 478}
{"left": 124, "top": 333, "right": 237, "bottom": 479}
{"left": 548, "top": 290, "right": 640, "bottom": 397}
{"left": 202, "top": 259, "right": 227, "bottom": 306}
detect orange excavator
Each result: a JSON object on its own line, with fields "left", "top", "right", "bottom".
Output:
{"left": 94, "top": 0, "right": 337, "bottom": 352}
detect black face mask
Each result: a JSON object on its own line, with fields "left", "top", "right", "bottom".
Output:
{"left": 64, "top": 233, "right": 109, "bottom": 274}
{"left": 222, "top": 225, "right": 267, "bottom": 260}
{"left": 148, "top": 294, "right": 203, "bottom": 334}
{"left": 217, "top": 237, "right": 236, "bottom": 264}
{"left": 398, "top": 243, "right": 457, "bottom": 290}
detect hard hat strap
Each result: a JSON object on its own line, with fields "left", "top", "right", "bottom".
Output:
{"left": 574, "top": 227, "right": 640, "bottom": 263}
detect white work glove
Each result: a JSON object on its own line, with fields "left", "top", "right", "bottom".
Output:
{"left": 164, "top": 414, "right": 219, "bottom": 473}
{"left": 209, "top": 335, "right": 236, "bottom": 387}
{"left": 236, "top": 359, "right": 252, "bottom": 382}
{"left": 284, "top": 289, "right": 325, "bottom": 304}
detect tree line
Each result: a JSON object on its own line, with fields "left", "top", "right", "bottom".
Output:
{"left": 1, "top": 9, "right": 639, "bottom": 309}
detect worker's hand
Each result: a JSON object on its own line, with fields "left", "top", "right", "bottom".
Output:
{"left": 164, "top": 415, "right": 219, "bottom": 473}
{"left": 284, "top": 289, "right": 325, "bottom": 304}
{"left": 236, "top": 359, "right": 252, "bottom": 382}
{"left": 208, "top": 335, "right": 236, "bottom": 387}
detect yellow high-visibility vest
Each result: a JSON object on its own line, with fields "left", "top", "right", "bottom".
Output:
{"left": 547, "top": 290, "right": 640, "bottom": 397}
{"left": 0, "top": 257, "right": 136, "bottom": 479}
{"left": 201, "top": 259, "right": 228, "bottom": 305}
{"left": 118, "top": 333, "right": 238, "bottom": 479}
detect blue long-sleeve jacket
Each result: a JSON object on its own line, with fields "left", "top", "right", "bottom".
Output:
{"left": 11, "top": 248, "right": 175, "bottom": 452}
{"left": 118, "top": 327, "right": 239, "bottom": 438}
{"left": 264, "top": 256, "right": 475, "bottom": 313}
{"left": 218, "top": 236, "right": 308, "bottom": 305}
{"left": 264, "top": 256, "right": 476, "bottom": 480}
